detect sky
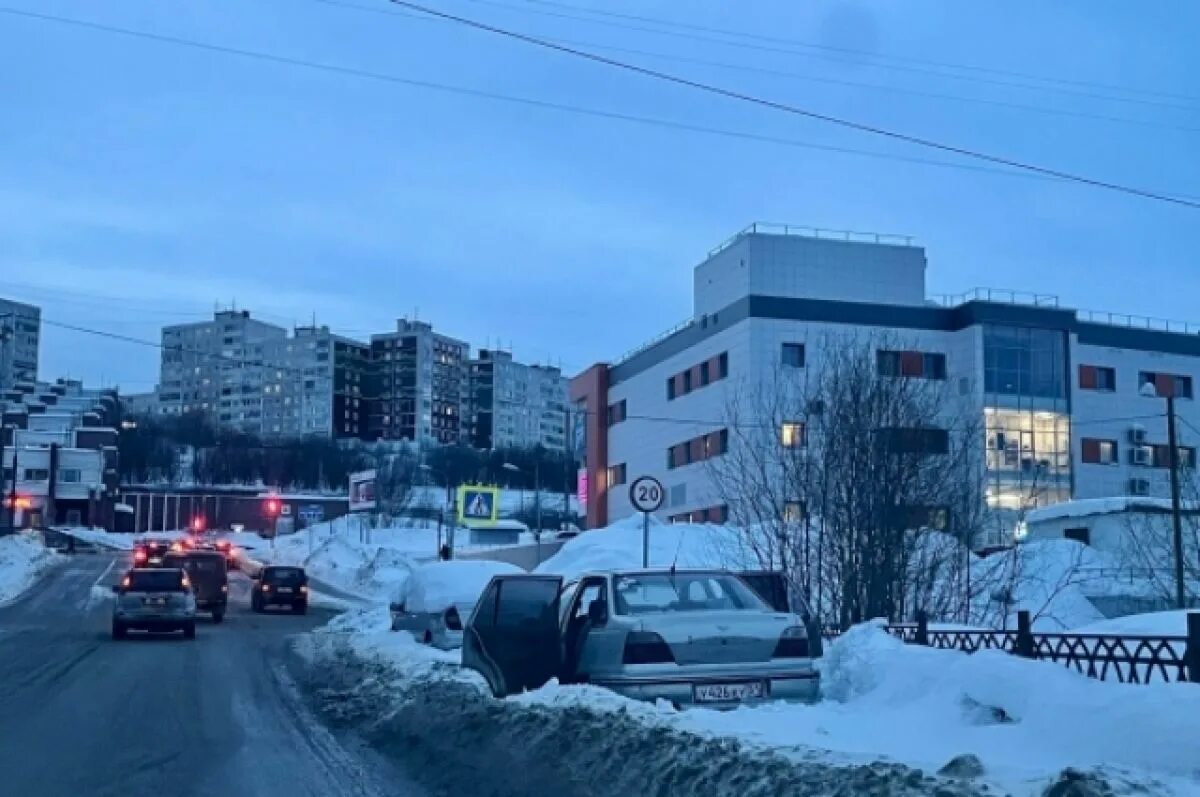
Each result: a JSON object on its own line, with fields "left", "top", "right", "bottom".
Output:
{"left": 2, "top": 0, "right": 1198, "bottom": 389}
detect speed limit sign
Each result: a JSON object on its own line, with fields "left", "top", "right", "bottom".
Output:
{"left": 629, "top": 476, "right": 665, "bottom": 513}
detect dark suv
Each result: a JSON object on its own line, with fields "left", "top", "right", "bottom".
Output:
{"left": 162, "top": 551, "right": 229, "bottom": 622}
{"left": 252, "top": 566, "right": 308, "bottom": 614}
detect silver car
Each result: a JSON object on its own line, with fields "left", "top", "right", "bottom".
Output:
{"left": 462, "top": 569, "right": 820, "bottom": 707}
{"left": 111, "top": 568, "right": 198, "bottom": 640}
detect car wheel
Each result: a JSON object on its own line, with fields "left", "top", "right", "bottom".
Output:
{"left": 212, "top": 610, "right": 225, "bottom": 624}
{"left": 183, "top": 623, "right": 196, "bottom": 640}
{"left": 111, "top": 622, "right": 126, "bottom": 640}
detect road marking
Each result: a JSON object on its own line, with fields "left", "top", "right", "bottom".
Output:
{"left": 92, "top": 559, "right": 116, "bottom": 589}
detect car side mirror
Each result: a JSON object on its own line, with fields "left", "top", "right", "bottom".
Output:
{"left": 587, "top": 598, "right": 608, "bottom": 625}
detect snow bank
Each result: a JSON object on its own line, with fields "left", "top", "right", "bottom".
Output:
{"left": 967, "top": 540, "right": 1108, "bottom": 630}
{"left": 1070, "top": 610, "right": 1196, "bottom": 636}
{"left": 0, "top": 533, "right": 58, "bottom": 605}
{"left": 535, "top": 515, "right": 756, "bottom": 579}
{"left": 398, "top": 560, "right": 523, "bottom": 613}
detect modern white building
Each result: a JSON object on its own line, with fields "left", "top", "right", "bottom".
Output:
{"left": 571, "top": 222, "right": 1200, "bottom": 548}
{"left": 0, "top": 297, "right": 40, "bottom": 390}
{"left": 468, "top": 349, "right": 569, "bottom": 452}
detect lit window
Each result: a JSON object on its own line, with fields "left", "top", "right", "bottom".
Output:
{"left": 781, "top": 421, "right": 806, "bottom": 449}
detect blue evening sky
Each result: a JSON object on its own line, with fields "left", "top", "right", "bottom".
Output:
{"left": 2, "top": 0, "right": 1197, "bottom": 388}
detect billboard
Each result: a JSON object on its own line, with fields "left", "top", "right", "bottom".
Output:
{"left": 576, "top": 468, "right": 588, "bottom": 510}
{"left": 348, "top": 469, "right": 377, "bottom": 512}
{"left": 457, "top": 485, "right": 499, "bottom": 526}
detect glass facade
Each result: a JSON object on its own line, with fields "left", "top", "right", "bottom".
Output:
{"left": 983, "top": 325, "right": 1067, "bottom": 398}
{"left": 981, "top": 325, "right": 1072, "bottom": 541}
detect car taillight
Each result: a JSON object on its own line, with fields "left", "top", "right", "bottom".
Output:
{"left": 133, "top": 551, "right": 147, "bottom": 563}
{"left": 299, "top": 584, "right": 308, "bottom": 594}
{"left": 444, "top": 607, "right": 462, "bottom": 631}
{"left": 261, "top": 584, "right": 271, "bottom": 592}
{"left": 622, "top": 631, "right": 675, "bottom": 664}
{"left": 772, "top": 626, "right": 810, "bottom": 658}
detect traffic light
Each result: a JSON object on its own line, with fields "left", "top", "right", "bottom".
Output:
{"left": 264, "top": 497, "right": 281, "bottom": 517}
{"left": 190, "top": 516, "right": 205, "bottom": 533}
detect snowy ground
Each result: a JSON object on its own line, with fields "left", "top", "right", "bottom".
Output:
{"left": 303, "top": 608, "right": 1197, "bottom": 797}
{"left": 0, "top": 532, "right": 59, "bottom": 605}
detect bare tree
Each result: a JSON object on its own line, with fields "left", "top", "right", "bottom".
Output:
{"left": 707, "top": 331, "right": 988, "bottom": 626}
{"left": 1117, "top": 474, "right": 1200, "bottom": 606}
{"left": 374, "top": 444, "right": 419, "bottom": 519}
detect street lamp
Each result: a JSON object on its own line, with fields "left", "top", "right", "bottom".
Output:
{"left": 502, "top": 461, "right": 542, "bottom": 565}
{"left": 1140, "top": 380, "right": 1187, "bottom": 609}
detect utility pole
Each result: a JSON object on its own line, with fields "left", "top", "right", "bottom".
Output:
{"left": 1167, "top": 394, "right": 1187, "bottom": 610}
{"left": 7, "top": 446, "right": 19, "bottom": 534}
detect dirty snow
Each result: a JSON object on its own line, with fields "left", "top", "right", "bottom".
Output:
{"left": 310, "top": 608, "right": 1199, "bottom": 797}
{"left": 0, "top": 532, "right": 58, "bottom": 605}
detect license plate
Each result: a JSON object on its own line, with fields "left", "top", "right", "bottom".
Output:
{"left": 276, "top": 587, "right": 292, "bottom": 593}
{"left": 144, "top": 597, "right": 167, "bottom": 607}
{"left": 693, "top": 681, "right": 766, "bottom": 704}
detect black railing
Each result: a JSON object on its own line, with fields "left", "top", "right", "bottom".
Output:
{"left": 871, "top": 610, "right": 1200, "bottom": 685}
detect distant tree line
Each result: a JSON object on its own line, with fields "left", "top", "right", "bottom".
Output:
{"left": 118, "top": 411, "right": 580, "bottom": 497}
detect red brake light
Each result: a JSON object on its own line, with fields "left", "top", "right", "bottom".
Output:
{"left": 120, "top": 575, "right": 131, "bottom": 589}
{"left": 622, "top": 631, "right": 675, "bottom": 664}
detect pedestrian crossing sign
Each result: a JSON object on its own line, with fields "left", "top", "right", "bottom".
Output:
{"left": 457, "top": 486, "right": 499, "bottom": 526}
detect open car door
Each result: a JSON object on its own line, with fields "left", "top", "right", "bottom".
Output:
{"left": 462, "top": 574, "right": 564, "bottom": 697}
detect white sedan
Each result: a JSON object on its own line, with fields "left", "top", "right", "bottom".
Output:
{"left": 389, "top": 560, "right": 524, "bottom": 649}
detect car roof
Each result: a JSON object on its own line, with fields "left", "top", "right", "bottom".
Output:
{"left": 128, "top": 567, "right": 184, "bottom": 573}
{"left": 263, "top": 565, "right": 304, "bottom": 572}
{"left": 584, "top": 568, "right": 735, "bottom": 579}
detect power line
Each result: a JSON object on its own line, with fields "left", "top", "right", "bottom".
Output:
{"left": 311, "top": 0, "right": 1199, "bottom": 135}
{"left": 454, "top": 0, "right": 1200, "bottom": 113}
{"left": 390, "top": 0, "right": 1200, "bottom": 210}
{"left": 0, "top": 5, "right": 1106, "bottom": 190}
{"left": 492, "top": 0, "right": 1200, "bottom": 108}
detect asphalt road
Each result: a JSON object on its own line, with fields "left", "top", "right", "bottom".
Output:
{"left": 0, "top": 553, "right": 426, "bottom": 797}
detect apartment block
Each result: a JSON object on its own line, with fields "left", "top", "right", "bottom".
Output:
{"left": 468, "top": 349, "right": 569, "bottom": 451}
{"left": 0, "top": 297, "right": 41, "bottom": 390}
{"left": 1, "top": 379, "right": 119, "bottom": 528}
{"left": 366, "top": 319, "right": 468, "bottom": 445}
{"left": 571, "top": 222, "right": 1200, "bottom": 547}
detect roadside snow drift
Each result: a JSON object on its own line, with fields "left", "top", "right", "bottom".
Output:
{"left": 0, "top": 532, "right": 57, "bottom": 605}
{"left": 299, "top": 609, "right": 1199, "bottom": 797}
{"left": 396, "top": 560, "right": 523, "bottom": 613}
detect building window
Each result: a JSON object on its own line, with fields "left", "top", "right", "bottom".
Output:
{"left": 666, "top": 376, "right": 676, "bottom": 401}
{"left": 668, "top": 429, "right": 728, "bottom": 469}
{"left": 783, "top": 500, "right": 806, "bottom": 522}
{"left": 1151, "top": 445, "right": 1197, "bottom": 469}
{"left": 983, "top": 326, "right": 1066, "bottom": 398}
{"left": 1078, "top": 365, "right": 1116, "bottom": 391}
{"left": 1139, "top": 371, "right": 1193, "bottom": 399}
{"left": 718, "top": 352, "right": 729, "bottom": 379}
{"left": 682, "top": 369, "right": 693, "bottom": 393}
{"left": 781, "top": 421, "right": 806, "bottom": 449}
{"left": 1081, "top": 438, "right": 1118, "bottom": 465}
{"left": 699, "top": 360, "right": 710, "bottom": 386}
{"left": 607, "top": 463, "right": 627, "bottom": 486}
{"left": 877, "top": 350, "right": 946, "bottom": 380}
{"left": 23, "top": 468, "right": 49, "bottom": 481}
{"left": 607, "top": 400, "right": 627, "bottom": 426}
{"left": 1064, "top": 527, "right": 1091, "bottom": 546}
{"left": 781, "top": 343, "right": 805, "bottom": 368}
{"left": 58, "top": 468, "right": 82, "bottom": 483}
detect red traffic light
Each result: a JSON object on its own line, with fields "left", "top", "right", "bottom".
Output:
{"left": 264, "top": 498, "right": 281, "bottom": 516}
{"left": 191, "top": 516, "right": 205, "bottom": 533}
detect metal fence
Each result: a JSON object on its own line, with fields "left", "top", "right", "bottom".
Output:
{"left": 877, "top": 610, "right": 1200, "bottom": 685}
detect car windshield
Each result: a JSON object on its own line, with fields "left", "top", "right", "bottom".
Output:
{"left": 164, "top": 555, "right": 224, "bottom": 573}
{"left": 612, "top": 573, "right": 768, "bottom": 615}
{"left": 265, "top": 568, "right": 305, "bottom": 585}
{"left": 126, "top": 570, "right": 185, "bottom": 592}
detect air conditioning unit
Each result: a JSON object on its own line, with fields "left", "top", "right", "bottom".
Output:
{"left": 1129, "top": 478, "right": 1151, "bottom": 496}
{"left": 1129, "top": 425, "right": 1147, "bottom": 445}
{"left": 1130, "top": 447, "right": 1152, "bottom": 467}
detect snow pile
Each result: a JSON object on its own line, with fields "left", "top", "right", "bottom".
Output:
{"left": 398, "top": 560, "right": 524, "bottom": 613}
{"left": 1070, "top": 610, "right": 1195, "bottom": 636}
{"left": 966, "top": 539, "right": 1108, "bottom": 630}
{"left": 0, "top": 532, "right": 58, "bottom": 605}
{"left": 56, "top": 527, "right": 136, "bottom": 550}
{"left": 535, "top": 515, "right": 756, "bottom": 579}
